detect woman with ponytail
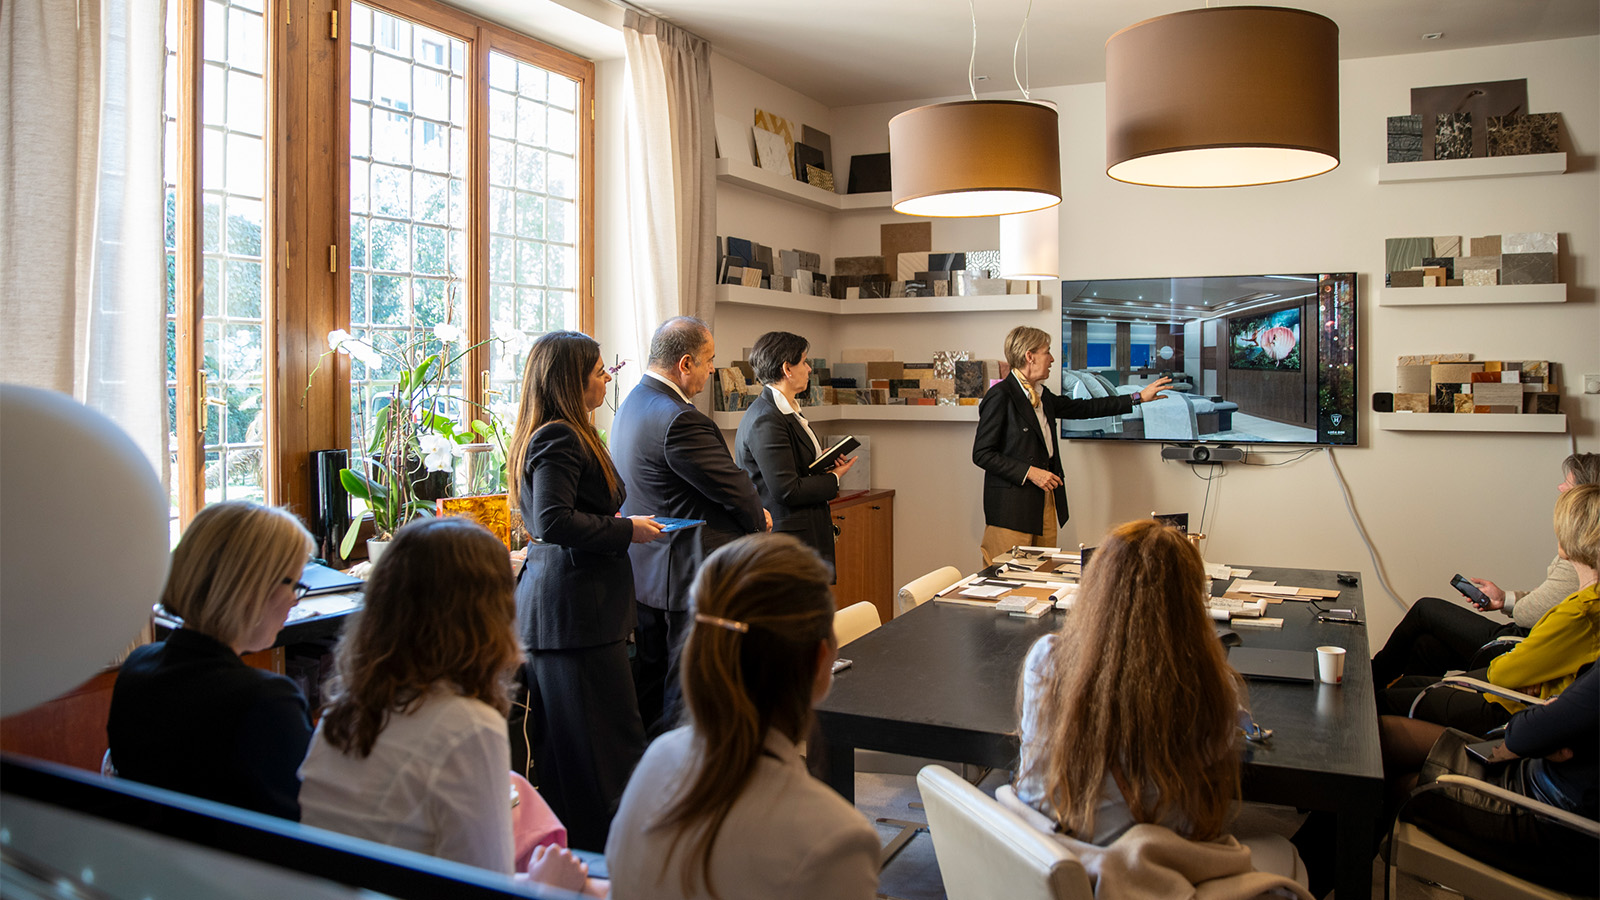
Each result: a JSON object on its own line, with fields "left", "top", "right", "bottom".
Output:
{"left": 506, "top": 330, "right": 663, "bottom": 850}
{"left": 605, "top": 533, "right": 879, "bottom": 900}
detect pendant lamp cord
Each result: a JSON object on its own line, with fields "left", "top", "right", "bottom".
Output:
{"left": 1012, "top": 0, "right": 1033, "bottom": 100}
{"left": 967, "top": 0, "right": 979, "bottom": 99}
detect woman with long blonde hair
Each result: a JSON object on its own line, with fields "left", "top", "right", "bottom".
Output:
{"left": 299, "top": 517, "right": 589, "bottom": 890}
{"left": 107, "top": 500, "right": 315, "bottom": 819}
{"left": 605, "top": 534, "right": 879, "bottom": 900}
{"left": 506, "top": 330, "right": 663, "bottom": 850}
{"left": 1017, "top": 519, "right": 1241, "bottom": 843}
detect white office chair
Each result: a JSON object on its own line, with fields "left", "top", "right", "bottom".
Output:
{"left": 835, "top": 601, "right": 882, "bottom": 647}
{"left": 896, "top": 566, "right": 962, "bottom": 617}
{"left": 917, "top": 765, "right": 1092, "bottom": 900}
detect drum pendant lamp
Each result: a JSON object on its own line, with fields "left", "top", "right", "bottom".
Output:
{"left": 889, "top": 99, "right": 1062, "bottom": 217}
{"left": 1000, "top": 205, "right": 1059, "bottom": 280}
{"left": 1105, "top": 6, "right": 1340, "bottom": 188}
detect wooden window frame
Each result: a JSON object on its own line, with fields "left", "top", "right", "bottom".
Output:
{"left": 165, "top": 0, "right": 595, "bottom": 526}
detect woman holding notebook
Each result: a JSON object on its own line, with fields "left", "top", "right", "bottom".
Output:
{"left": 735, "top": 331, "right": 856, "bottom": 577}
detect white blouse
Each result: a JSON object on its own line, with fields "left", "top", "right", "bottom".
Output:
{"left": 299, "top": 687, "right": 514, "bottom": 873}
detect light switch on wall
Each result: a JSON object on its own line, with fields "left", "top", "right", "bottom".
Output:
{"left": 1584, "top": 374, "right": 1600, "bottom": 394}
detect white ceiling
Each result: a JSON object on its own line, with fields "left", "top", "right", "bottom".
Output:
{"left": 633, "top": 0, "right": 1599, "bottom": 107}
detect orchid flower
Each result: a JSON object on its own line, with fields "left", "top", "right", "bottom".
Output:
{"left": 418, "top": 433, "right": 458, "bottom": 473}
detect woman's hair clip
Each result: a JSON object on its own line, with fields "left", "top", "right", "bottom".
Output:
{"left": 694, "top": 612, "right": 749, "bottom": 634}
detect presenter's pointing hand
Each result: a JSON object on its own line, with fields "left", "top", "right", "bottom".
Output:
{"left": 1026, "top": 466, "right": 1062, "bottom": 492}
{"left": 763, "top": 509, "right": 773, "bottom": 532}
{"left": 629, "top": 515, "right": 666, "bottom": 543}
{"left": 1139, "top": 376, "right": 1175, "bottom": 404}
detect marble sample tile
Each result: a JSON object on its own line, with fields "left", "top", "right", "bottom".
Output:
{"left": 1452, "top": 393, "right": 1475, "bottom": 413}
{"left": 779, "top": 249, "right": 800, "bottom": 277}
{"left": 1434, "top": 113, "right": 1472, "bottom": 160}
{"left": 829, "top": 274, "right": 861, "bottom": 300}
{"left": 1471, "top": 235, "right": 1501, "bottom": 256}
{"left": 865, "top": 389, "right": 885, "bottom": 405}
{"left": 1463, "top": 268, "right": 1498, "bottom": 286}
{"left": 1483, "top": 361, "right": 1502, "bottom": 372}
{"left": 859, "top": 276, "right": 890, "bottom": 299}
{"left": 1399, "top": 353, "right": 1472, "bottom": 365}
{"left": 812, "top": 276, "right": 831, "bottom": 298}
{"left": 1432, "top": 363, "right": 1484, "bottom": 390}
{"left": 835, "top": 256, "right": 885, "bottom": 278}
{"left": 965, "top": 249, "right": 1001, "bottom": 278}
{"left": 753, "top": 109, "right": 795, "bottom": 174}
{"left": 1432, "top": 236, "right": 1462, "bottom": 257}
{"left": 1501, "top": 252, "right": 1557, "bottom": 285}
{"left": 881, "top": 222, "right": 932, "bottom": 274}
{"left": 1455, "top": 255, "right": 1500, "bottom": 270}
{"left": 753, "top": 244, "right": 774, "bottom": 276}
{"left": 903, "top": 280, "right": 929, "bottom": 298}
{"left": 844, "top": 286, "right": 860, "bottom": 300}
{"left": 791, "top": 270, "right": 812, "bottom": 293}
{"left": 834, "top": 388, "right": 858, "bottom": 405}
{"left": 1522, "top": 360, "right": 1549, "bottom": 380}
{"left": 753, "top": 126, "right": 791, "bottom": 176}
{"left": 769, "top": 274, "right": 789, "bottom": 292}
{"left": 955, "top": 360, "right": 987, "bottom": 397}
{"left": 903, "top": 367, "right": 936, "bottom": 381}
{"left": 1470, "top": 372, "right": 1501, "bottom": 383}
{"left": 933, "top": 280, "right": 949, "bottom": 297}
{"left": 1422, "top": 257, "right": 1455, "bottom": 280}
{"left": 924, "top": 378, "right": 956, "bottom": 398}
{"left": 914, "top": 270, "right": 948, "bottom": 284}
{"left": 1395, "top": 393, "right": 1431, "bottom": 413}
{"left": 796, "top": 250, "right": 822, "bottom": 269}
{"left": 1387, "top": 114, "right": 1423, "bottom": 162}
{"left": 1485, "top": 113, "right": 1560, "bottom": 157}
{"left": 1527, "top": 393, "right": 1560, "bottom": 414}
{"left": 867, "top": 361, "right": 904, "bottom": 381}
{"left": 897, "top": 252, "right": 931, "bottom": 281}
{"left": 1501, "top": 371, "right": 1519, "bottom": 383}
{"left": 1388, "top": 270, "right": 1425, "bottom": 288}
{"left": 960, "top": 398, "right": 981, "bottom": 406}
{"left": 932, "top": 350, "right": 971, "bottom": 379}
{"left": 972, "top": 277, "right": 1007, "bottom": 295}
{"left": 889, "top": 378, "right": 921, "bottom": 398}
{"left": 928, "top": 253, "right": 966, "bottom": 273}
{"left": 1472, "top": 383, "right": 1524, "bottom": 408}
{"left": 1502, "top": 232, "right": 1557, "bottom": 253}
{"left": 1386, "top": 237, "right": 1434, "bottom": 273}
{"left": 1475, "top": 406, "right": 1519, "bottom": 414}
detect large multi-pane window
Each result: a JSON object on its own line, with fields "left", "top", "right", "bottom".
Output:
{"left": 485, "top": 51, "right": 583, "bottom": 406}
{"left": 164, "top": 0, "right": 272, "bottom": 536}
{"left": 162, "top": 0, "right": 594, "bottom": 526}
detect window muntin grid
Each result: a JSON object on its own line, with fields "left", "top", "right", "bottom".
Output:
{"left": 348, "top": 3, "right": 469, "bottom": 451}
{"left": 484, "top": 51, "right": 581, "bottom": 412}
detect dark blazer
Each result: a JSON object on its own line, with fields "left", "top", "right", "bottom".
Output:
{"left": 972, "top": 375, "right": 1134, "bottom": 533}
{"left": 735, "top": 387, "right": 840, "bottom": 572}
{"left": 610, "top": 375, "right": 766, "bottom": 612}
{"left": 107, "top": 628, "right": 313, "bottom": 820}
{"left": 516, "top": 421, "right": 636, "bottom": 650}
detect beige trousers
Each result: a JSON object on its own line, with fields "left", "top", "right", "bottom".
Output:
{"left": 979, "top": 490, "right": 1058, "bottom": 567}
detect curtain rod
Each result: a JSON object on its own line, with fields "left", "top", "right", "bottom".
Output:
{"left": 596, "top": 0, "right": 713, "bottom": 47}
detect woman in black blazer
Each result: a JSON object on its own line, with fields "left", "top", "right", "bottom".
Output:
{"left": 507, "top": 330, "right": 663, "bottom": 850}
{"left": 107, "top": 500, "right": 316, "bottom": 820}
{"left": 972, "top": 325, "right": 1170, "bottom": 564}
{"left": 735, "top": 331, "right": 855, "bottom": 576}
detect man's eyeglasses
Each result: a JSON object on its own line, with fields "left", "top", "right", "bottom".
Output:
{"left": 281, "top": 577, "right": 311, "bottom": 600}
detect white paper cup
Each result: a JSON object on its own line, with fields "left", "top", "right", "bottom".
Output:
{"left": 1316, "top": 645, "right": 1347, "bottom": 684}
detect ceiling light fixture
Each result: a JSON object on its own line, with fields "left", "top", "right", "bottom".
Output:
{"left": 889, "top": 0, "right": 1061, "bottom": 217}
{"left": 1000, "top": 205, "right": 1058, "bottom": 279}
{"left": 1104, "top": 6, "right": 1340, "bottom": 188}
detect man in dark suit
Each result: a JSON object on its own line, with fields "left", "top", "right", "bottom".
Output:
{"left": 972, "top": 325, "right": 1171, "bottom": 565}
{"left": 610, "top": 316, "right": 770, "bottom": 732}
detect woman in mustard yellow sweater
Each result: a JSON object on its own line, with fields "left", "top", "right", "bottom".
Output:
{"left": 1381, "top": 482, "right": 1600, "bottom": 737}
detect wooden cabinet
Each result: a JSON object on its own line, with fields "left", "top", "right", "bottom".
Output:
{"left": 830, "top": 489, "right": 895, "bottom": 622}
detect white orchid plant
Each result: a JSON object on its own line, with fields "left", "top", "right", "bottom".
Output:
{"left": 306, "top": 321, "right": 515, "bottom": 558}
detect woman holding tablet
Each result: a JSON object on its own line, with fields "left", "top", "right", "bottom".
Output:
{"left": 735, "top": 331, "right": 855, "bottom": 575}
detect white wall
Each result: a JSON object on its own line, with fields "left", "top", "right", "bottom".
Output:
{"left": 715, "top": 35, "right": 1599, "bottom": 648}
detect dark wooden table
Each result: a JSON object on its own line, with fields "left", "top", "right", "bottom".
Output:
{"left": 815, "top": 564, "right": 1382, "bottom": 900}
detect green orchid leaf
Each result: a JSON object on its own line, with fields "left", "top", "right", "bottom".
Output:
{"left": 338, "top": 519, "right": 363, "bottom": 559}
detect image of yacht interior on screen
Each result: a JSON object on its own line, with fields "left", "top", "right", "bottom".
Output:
{"left": 1059, "top": 273, "right": 1357, "bottom": 446}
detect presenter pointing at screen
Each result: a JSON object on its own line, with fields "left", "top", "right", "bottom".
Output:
{"left": 972, "top": 326, "right": 1172, "bottom": 565}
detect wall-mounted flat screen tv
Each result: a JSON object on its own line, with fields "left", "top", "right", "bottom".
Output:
{"left": 1058, "top": 273, "right": 1357, "bottom": 446}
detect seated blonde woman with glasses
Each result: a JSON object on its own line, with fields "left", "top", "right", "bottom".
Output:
{"left": 107, "top": 500, "right": 316, "bottom": 820}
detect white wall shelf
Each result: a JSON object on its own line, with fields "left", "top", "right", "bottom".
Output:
{"left": 715, "top": 158, "right": 890, "bottom": 212}
{"left": 717, "top": 284, "right": 1047, "bottom": 315}
{"left": 1377, "top": 283, "right": 1567, "bottom": 307}
{"left": 1377, "top": 413, "right": 1567, "bottom": 433}
{"left": 1376, "top": 152, "right": 1566, "bottom": 184}
{"left": 711, "top": 404, "right": 981, "bottom": 429}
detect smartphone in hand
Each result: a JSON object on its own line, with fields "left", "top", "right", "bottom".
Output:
{"left": 1450, "top": 574, "right": 1491, "bottom": 610}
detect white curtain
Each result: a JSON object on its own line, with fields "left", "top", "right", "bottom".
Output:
{"left": 0, "top": 0, "right": 169, "bottom": 485}
{"left": 622, "top": 10, "right": 715, "bottom": 366}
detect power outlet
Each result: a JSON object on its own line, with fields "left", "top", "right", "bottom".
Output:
{"left": 1585, "top": 374, "right": 1600, "bottom": 395}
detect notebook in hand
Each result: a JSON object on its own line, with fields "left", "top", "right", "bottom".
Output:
{"left": 806, "top": 435, "right": 859, "bottom": 472}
